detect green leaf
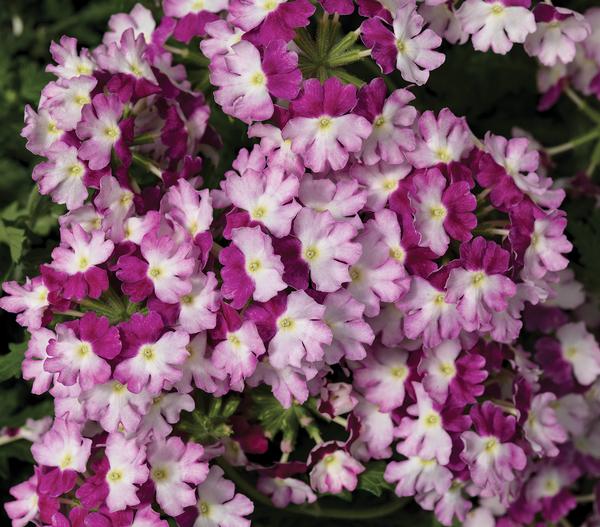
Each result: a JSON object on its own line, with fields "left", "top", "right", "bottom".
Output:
{"left": 0, "top": 220, "right": 25, "bottom": 261}
{"left": 0, "top": 341, "right": 27, "bottom": 382}
{"left": 0, "top": 440, "right": 34, "bottom": 479}
{"left": 357, "top": 461, "right": 393, "bottom": 497}
{"left": 251, "top": 388, "right": 300, "bottom": 440}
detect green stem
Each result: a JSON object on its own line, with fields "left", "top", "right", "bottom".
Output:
{"left": 132, "top": 131, "right": 159, "bottom": 146}
{"left": 327, "top": 49, "right": 371, "bottom": 68}
{"left": 565, "top": 87, "right": 600, "bottom": 125}
{"left": 575, "top": 493, "right": 595, "bottom": 504}
{"left": 132, "top": 152, "right": 163, "bottom": 179}
{"left": 332, "top": 69, "right": 365, "bottom": 87}
{"left": 164, "top": 44, "right": 210, "bottom": 67}
{"left": 218, "top": 460, "right": 408, "bottom": 520}
{"left": 587, "top": 138, "right": 600, "bottom": 176}
{"left": 546, "top": 128, "right": 600, "bottom": 156}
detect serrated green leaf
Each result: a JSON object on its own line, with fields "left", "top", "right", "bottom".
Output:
{"left": 0, "top": 220, "right": 25, "bottom": 261}
{"left": 0, "top": 341, "right": 26, "bottom": 382}
{"left": 357, "top": 461, "right": 393, "bottom": 497}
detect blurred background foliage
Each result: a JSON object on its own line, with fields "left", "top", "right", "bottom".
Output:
{"left": 0, "top": 0, "right": 599, "bottom": 524}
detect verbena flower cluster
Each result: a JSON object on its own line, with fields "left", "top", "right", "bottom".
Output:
{"left": 2, "top": 1, "right": 600, "bottom": 526}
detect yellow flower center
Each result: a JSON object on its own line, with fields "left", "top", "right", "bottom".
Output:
{"left": 74, "top": 94, "right": 90, "bottom": 106}
{"left": 47, "top": 122, "right": 59, "bottom": 134}
{"left": 78, "top": 256, "right": 89, "bottom": 270}
{"left": 350, "top": 266, "right": 362, "bottom": 282}
{"left": 250, "top": 72, "right": 265, "bottom": 86}
{"left": 69, "top": 164, "right": 83, "bottom": 177}
{"left": 141, "top": 345, "right": 155, "bottom": 360}
{"left": 374, "top": 115, "right": 386, "bottom": 127}
{"left": 390, "top": 365, "right": 407, "bottom": 379}
{"left": 112, "top": 382, "right": 126, "bottom": 393}
{"left": 60, "top": 453, "right": 73, "bottom": 469}
{"left": 76, "top": 64, "right": 92, "bottom": 75}
{"left": 104, "top": 126, "right": 119, "bottom": 139}
{"left": 278, "top": 317, "right": 295, "bottom": 331}
{"left": 382, "top": 179, "right": 398, "bottom": 191}
{"left": 181, "top": 294, "right": 194, "bottom": 305}
{"left": 485, "top": 437, "right": 498, "bottom": 452}
{"left": 228, "top": 334, "right": 241, "bottom": 346}
{"left": 430, "top": 205, "right": 447, "bottom": 219}
{"left": 129, "top": 63, "right": 143, "bottom": 77}
{"left": 252, "top": 206, "right": 267, "bottom": 219}
{"left": 304, "top": 246, "right": 319, "bottom": 261}
{"left": 77, "top": 343, "right": 90, "bottom": 357}
{"left": 471, "top": 272, "right": 485, "bottom": 286}
{"left": 263, "top": 0, "right": 277, "bottom": 10}
{"left": 433, "top": 293, "right": 446, "bottom": 305}
{"left": 199, "top": 501, "right": 211, "bottom": 515}
{"left": 565, "top": 346, "right": 578, "bottom": 359}
{"left": 424, "top": 413, "right": 440, "bottom": 427}
{"left": 318, "top": 117, "right": 332, "bottom": 130}
{"left": 491, "top": 4, "right": 504, "bottom": 15}
{"left": 152, "top": 467, "right": 168, "bottom": 481}
{"left": 389, "top": 247, "right": 405, "bottom": 262}
{"left": 149, "top": 267, "right": 162, "bottom": 278}
{"left": 323, "top": 454, "right": 337, "bottom": 465}
{"left": 107, "top": 469, "right": 123, "bottom": 482}
{"left": 119, "top": 192, "right": 133, "bottom": 207}
{"left": 439, "top": 362, "right": 455, "bottom": 377}
{"left": 396, "top": 39, "right": 406, "bottom": 53}
{"left": 247, "top": 259, "right": 262, "bottom": 273}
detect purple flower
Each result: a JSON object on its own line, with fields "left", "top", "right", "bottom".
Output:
{"left": 361, "top": 5, "right": 444, "bottom": 85}
{"left": 229, "top": 0, "right": 314, "bottom": 46}
{"left": 45, "top": 313, "right": 121, "bottom": 390}
{"left": 461, "top": 402, "right": 527, "bottom": 500}
{"left": 211, "top": 40, "right": 301, "bottom": 123}
{"left": 282, "top": 77, "right": 372, "bottom": 172}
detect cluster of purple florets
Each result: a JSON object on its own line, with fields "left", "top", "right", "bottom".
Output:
{"left": 2, "top": 1, "right": 600, "bottom": 527}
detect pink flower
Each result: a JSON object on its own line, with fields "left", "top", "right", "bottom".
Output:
{"left": 400, "top": 275, "right": 462, "bottom": 348}
{"left": 211, "top": 40, "right": 301, "bottom": 123}
{"left": 248, "top": 121, "right": 304, "bottom": 176}
{"left": 352, "top": 397, "right": 395, "bottom": 459}
{"left": 191, "top": 466, "right": 254, "bottom": 527}
{"left": 131, "top": 506, "right": 169, "bottom": 527}
{"left": 220, "top": 163, "right": 301, "bottom": 238}
{"left": 299, "top": 174, "right": 366, "bottom": 223}
{"left": 420, "top": 2, "right": 468, "bottom": 45}
{"left": 46, "top": 36, "right": 95, "bottom": 79}
{"left": 0, "top": 276, "right": 49, "bottom": 330}
{"left": 478, "top": 133, "right": 564, "bottom": 209}
{"left": 537, "top": 321, "right": 600, "bottom": 386}
{"left": 522, "top": 211, "right": 572, "bottom": 281}
{"left": 461, "top": 402, "right": 527, "bottom": 499}
{"left": 524, "top": 392, "right": 568, "bottom": 457}
{"left": 104, "top": 432, "right": 149, "bottom": 511}
{"left": 347, "top": 216, "right": 407, "bottom": 317}
{"left": 41, "top": 75, "right": 96, "bottom": 130}
{"left": 212, "top": 304, "right": 266, "bottom": 390}
{"left": 228, "top": 0, "right": 314, "bottom": 46}
{"left": 257, "top": 476, "right": 317, "bottom": 508}
{"left": 163, "top": 179, "right": 213, "bottom": 243}
{"left": 116, "top": 232, "right": 194, "bottom": 304}
{"left": 220, "top": 226, "right": 286, "bottom": 308}
{"left": 148, "top": 437, "right": 209, "bottom": 515}
{"left": 45, "top": 312, "right": 120, "bottom": 390}
{"left": 32, "top": 142, "right": 90, "bottom": 210}
{"left": 22, "top": 329, "right": 55, "bottom": 394}
{"left": 409, "top": 167, "right": 477, "bottom": 255}
{"left": 94, "top": 175, "right": 135, "bottom": 241}
{"left": 115, "top": 312, "right": 189, "bottom": 394}
{"left": 292, "top": 208, "right": 361, "bottom": 292}
{"left": 138, "top": 391, "right": 195, "bottom": 439}
{"left": 406, "top": 108, "right": 473, "bottom": 168}
{"left": 200, "top": 20, "right": 245, "bottom": 60}
{"left": 320, "top": 382, "right": 357, "bottom": 416}
{"left": 76, "top": 93, "right": 125, "bottom": 170}
{"left": 248, "top": 290, "right": 332, "bottom": 369}
{"left": 321, "top": 290, "right": 374, "bottom": 363}
{"left": 164, "top": 0, "right": 227, "bottom": 42}
{"left": 362, "top": 5, "right": 444, "bottom": 85}
{"left": 524, "top": 4, "right": 590, "bottom": 66}
{"left": 104, "top": 4, "right": 157, "bottom": 45}
{"left": 21, "top": 105, "right": 64, "bottom": 156}
{"left": 458, "top": 0, "right": 536, "bottom": 54}
{"left": 418, "top": 340, "right": 487, "bottom": 405}
{"left": 445, "top": 237, "right": 517, "bottom": 332}
{"left": 5, "top": 473, "right": 40, "bottom": 527}
{"left": 31, "top": 419, "right": 91, "bottom": 473}
{"left": 395, "top": 383, "right": 453, "bottom": 465}
{"left": 309, "top": 446, "right": 365, "bottom": 494}
{"left": 177, "top": 272, "right": 220, "bottom": 333}
{"left": 80, "top": 379, "right": 151, "bottom": 434}
{"left": 354, "top": 345, "right": 410, "bottom": 412}
{"left": 176, "top": 332, "right": 228, "bottom": 395}
{"left": 385, "top": 456, "right": 452, "bottom": 497}
{"left": 42, "top": 225, "right": 114, "bottom": 301}
{"left": 354, "top": 78, "right": 417, "bottom": 165}
{"left": 282, "top": 77, "right": 372, "bottom": 172}
{"left": 351, "top": 161, "right": 412, "bottom": 212}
